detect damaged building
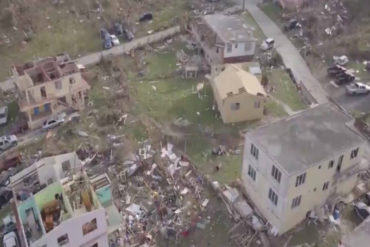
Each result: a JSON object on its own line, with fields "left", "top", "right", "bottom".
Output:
{"left": 211, "top": 63, "right": 266, "bottom": 123}
{"left": 10, "top": 152, "right": 121, "bottom": 247}
{"left": 242, "top": 103, "right": 366, "bottom": 234}
{"left": 190, "top": 14, "right": 256, "bottom": 65}
{"left": 12, "top": 53, "right": 90, "bottom": 129}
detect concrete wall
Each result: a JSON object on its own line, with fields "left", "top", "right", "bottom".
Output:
{"left": 242, "top": 135, "right": 365, "bottom": 234}
{"left": 32, "top": 208, "right": 108, "bottom": 247}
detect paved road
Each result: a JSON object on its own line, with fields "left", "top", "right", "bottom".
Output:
{"left": 0, "top": 26, "right": 181, "bottom": 92}
{"left": 244, "top": 0, "right": 328, "bottom": 104}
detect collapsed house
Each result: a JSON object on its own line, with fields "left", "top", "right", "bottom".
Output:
{"left": 12, "top": 53, "right": 90, "bottom": 129}
{"left": 189, "top": 14, "right": 256, "bottom": 65}
{"left": 10, "top": 152, "right": 121, "bottom": 247}
{"left": 242, "top": 103, "right": 366, "bottom": 234}
{"left": 211, "top": 63, "right": 266, "bottom": 123}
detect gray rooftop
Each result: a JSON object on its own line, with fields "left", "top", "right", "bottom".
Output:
{"left": 202, "top": 14, "right": 254, "bottom": 43}
{"left": 247, "top": 103, "right": 365, "bottom": 174}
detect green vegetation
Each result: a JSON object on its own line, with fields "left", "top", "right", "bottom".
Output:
{"left": 243, "top": 11, "right": 266, "bottom": 41}
{"left": 266, "top": 69, "right": 306, "bottom": 111}
{"left": 0, "top": 100, "right": 20, "bottom": 135}
{"left": 265, "top": 99, "right": 288, "bottom": 117}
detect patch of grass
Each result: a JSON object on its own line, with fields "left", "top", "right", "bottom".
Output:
{"left": 145, "top": 50, "right": 178, "bottom": 79}
{"left": 259, "top": 2, "right": 284, "bottom": 28}
{"left": 265, "top": 99, "right": 288, "bottom": 117}
{"left": 267, "top": 69, "right": 306, "bottom": 111}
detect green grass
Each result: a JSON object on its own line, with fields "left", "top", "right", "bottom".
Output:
{"left": 266, "top": 69, "right": 306, "bottom": 111}
{"left": 0, "top": 101, "right": 20, "bottom": 135}
{"left": 265, "top": 99, "right": 288, "bottom": 117}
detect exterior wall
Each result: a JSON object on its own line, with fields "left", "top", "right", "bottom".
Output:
{"left": 242, "top": 136, "right": 290, "bottom": 230}
{"left": 31, "top": 208, "right": 108, "bottom": 247}
{"left": 216, "top": 93, "right": 265, "bottom": 123}
{"left": 242, "top": 134, "right": 365, "bottom": 234}
{"left": 223, "top": 41, "right": 256, "bottom": 61}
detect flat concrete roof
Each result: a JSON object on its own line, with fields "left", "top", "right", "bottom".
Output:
{"left": 247, "top": 103, "right": 365, "bottom": 174}
{"left": 203, "top": 14, "right": 254, "bottom": 43}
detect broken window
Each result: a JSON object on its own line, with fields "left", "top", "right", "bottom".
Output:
{"left": 268, "top": 188, "right": 278, "bottom": 206}
{"left": 57, "top": 234, "right": 69, "bottom": 246}
{"left": 55, "top": 80, "right": 62, "bottom": 90}
{"left": 250, "top": 144, "right": 259, "bottom": 160}
{"left": 350, "top": 148, "right": 359, "bottom": 159}
{"left": 295, "top": 173, "right": 306, "bottom": 187}
{"left": 322, "top": 181, "right": 329, "bottom": 191}
{"left": 230, "top": 102, "right": 240, "bottom": 111}
{"left": 40, "top": 86, "right": 47, "bottom": 98}
{"left": 226, "top": 43, "right": 232, "bottom": 53}
{"left": 62, "top": 160, "right": 71, "bottom": 173}
{"left": 248, "top": 165, "right": 256, "bottom": 181}
{"left": 291, "top": 195, "right": 301, "bottom": 209}
{"left": 271, "top": 165, "right": 281, "bottom": 183}
{"left": 82, "top": 218, "right": 97, "bottom": 235}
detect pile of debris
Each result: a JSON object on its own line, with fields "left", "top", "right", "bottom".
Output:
{"left": 109, "top": 142, "right": 213, "bottom": 245}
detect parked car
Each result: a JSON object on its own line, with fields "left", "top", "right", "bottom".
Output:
{"left": 346, "top": 82, "right": 370, "bottom": 95}
{"left": 0, "top": 135, "right": 18, "bottom": 152}
{"left": 260, "top": 38, "right": 274, "bottom": 51}
{"left": 110, "top": 34, "right": 120, "bottom": 46}
{"left": 42, "top": 114, "right": 65, "bottom": 130}
{"left": 327, "top": 65, "right": 346, "bottom": 77}
{"left": 335, "top": 71, "right": 355, "bottom": 85}
{"left": 0, "top": 106, "right": 8, "bottom": 125}
{"left": 3, "top": 231, "right": 19, "bottom": 247}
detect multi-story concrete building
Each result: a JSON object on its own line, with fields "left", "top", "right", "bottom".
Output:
{"left": 190, "top": 14, "right": 256, "bottom": 65}
{"left": 10, "top": 152, "right": 122, "bottom": 247}
{"left": 12, "top": 53, "right": 90, "bottom": 129}
{"left": 242, "top": 103, "right": 366, "bottom": 234}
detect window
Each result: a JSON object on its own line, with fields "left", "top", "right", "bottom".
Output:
{"left": 55, "top": 80, "right": 62, "bottom": 90}
{"left": 250, "top": 144, "right": 259, "bottom": 160}
{"left": 322, "top": 181, "right": 329, "bottom": 191}
{"left": 40, "top": 86, "right": 47, "bottom": 98}
{"left": 268, "top": 188, "right": 278, "bottom": 206}
{"left": 245, "top": 42, "right": 251, "bottom": 51}
{"left": 328, "top": 160, "right": 334, "bottom": 169}
{"left": 248, "top": 165, "right": 256, "bottom": 181}
{"left": 271, "top": 165, "right": 281, "bottom": 183}
{"left": 57, "top": 234, "right": 69, "bottom": 246}
{"left": 69, "top": 77, "right": 75, "bottom": 84}
{"left": 82, "top": 218, "right": 97, "bottom": 235}
{"left": 254, "top": 101, "right": 260, "bottom": 108}
{"left": 318, "top": 165, "right": 321, "bottom": 169}
{"left": 291, "top": 195, "right": 302, "bottom": 209}
{"left": 235, "top": 43, "right": 238, "bottom": 48}
{"left": 337, "top": 155, "right": 343, "bottom": 172}
{"left": 231, "top": 102, "right": 240, "bottom": 111}
{"left": 227, "top": 43, "right": 232, "bottom": 53}
{"left": 295, "top": 173, "right": 306, "bottom": 187}
{"left": 351, "top": 148, "right": 359, "bottom": 159}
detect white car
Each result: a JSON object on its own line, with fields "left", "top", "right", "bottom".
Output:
{"left": 346, "top": 82, "right": 370, "bottom": 95}
{"left": 110, "top": 35, "right": 120, "bottom": 46}
{"left": 0, "top": 135, "right": 17, "bottom": 152}
{"left": 260, "top": 38, "right": 275, "bottom": 51}
{"left": 0, "top": 106, "right": 8, "bottom": 125}
{"left": 42, "top": 114, "right": 65, "bottom": 130}
{"left": 3, "top": 231, "right": 19, "bottom": 247}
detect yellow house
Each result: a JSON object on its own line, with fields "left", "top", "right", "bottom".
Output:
{"left": 242, "top": 103, "right": 366, "bottom": 234}
{"left": 211, "top": 64, "right": 266, "bottom": 123}
{"left": 12, "top": 53, "right": 90, "bottom": 129}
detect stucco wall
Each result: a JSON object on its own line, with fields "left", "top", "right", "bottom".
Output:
{"left": 223, "top": 41, "right": 256, "bottom": 59}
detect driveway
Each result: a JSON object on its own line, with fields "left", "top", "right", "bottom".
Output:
{"left": 243, "top": 0, "right": 328, "bottom": 104}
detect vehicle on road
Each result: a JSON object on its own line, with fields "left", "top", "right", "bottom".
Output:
{"left": 42, "top": 114, "right": 65, "bottom": 130}
{"left": 3, "top": 231, "right": 19, "bottom": 247}
{"left": 0, "top": 106, "right": 8, "bottom": 125}
{"left": 0, "top": 135, "right": 17, "bottom": 152}
{"left": 346, "top": 82, "right": 370, "bottom": 95}
{"left": 260, "top": 38, "right": 274, "bottom": 51}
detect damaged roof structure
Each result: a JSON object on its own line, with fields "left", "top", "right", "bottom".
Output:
{"left": 10, "top": 152, "right": 121, "bottom": 247}
{"left": 190, "top": 14, "right": 256, "bottom": 65}
{"left": 12, "top": 53, "right": 90, "bottom": 129}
